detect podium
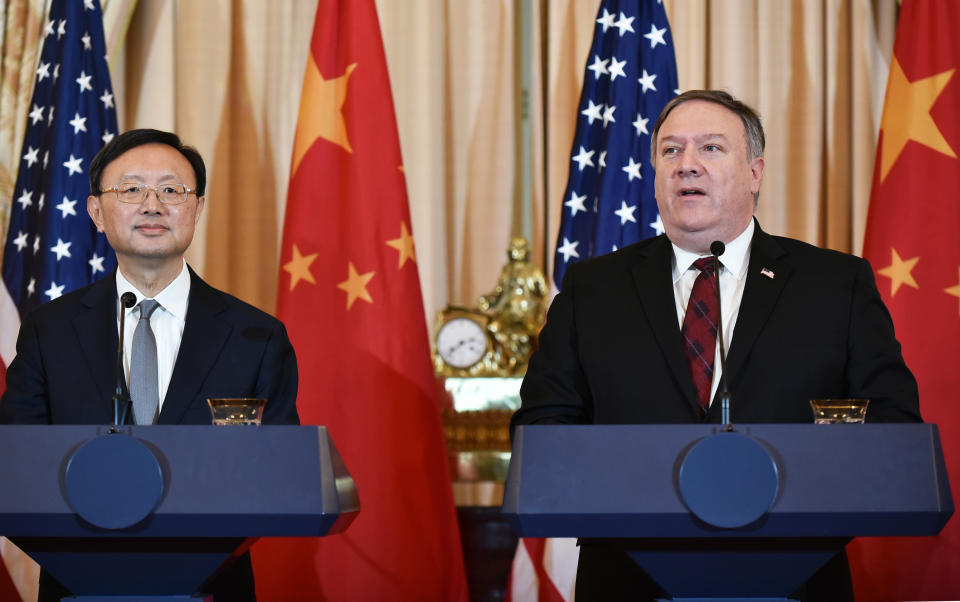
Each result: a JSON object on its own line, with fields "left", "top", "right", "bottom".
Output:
{"left": 0, "top": 425, "right": 359, "bottom": 601}
{"left": 502, "top": 424, "right": 953, "bottom": 600}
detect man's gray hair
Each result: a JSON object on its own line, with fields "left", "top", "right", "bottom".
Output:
{"left": 650, "top": 89, "right": 765, "bottom": 165}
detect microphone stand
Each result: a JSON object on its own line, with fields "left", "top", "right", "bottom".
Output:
{"left": 112, "top": 292, "right": 137, "bottom": 428}
{"left": 710, "top": 241, "right": 732, "bottom": 428}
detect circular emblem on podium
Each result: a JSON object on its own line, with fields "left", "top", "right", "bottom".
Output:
{"left": 677, "top": 432, "right": 779, "bottom": 528}
{"left": 64, "top": 434, "right": 164, "bottom": 529}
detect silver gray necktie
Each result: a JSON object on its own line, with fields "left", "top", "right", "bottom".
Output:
{"left": 130, "top": 299, "right": 160, "bottom": 425}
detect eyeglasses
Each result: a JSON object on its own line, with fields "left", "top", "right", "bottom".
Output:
{"left": 103, "top": 182, "right": 197, "bottom": 205}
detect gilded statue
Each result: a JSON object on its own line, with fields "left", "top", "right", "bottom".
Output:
{"left": 476, "top": 237, "right": 548, "bottom": 375}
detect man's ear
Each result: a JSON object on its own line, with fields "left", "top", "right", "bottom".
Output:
{"left": 749, "top": 157, "right": 765, "bottom": 193}
{"left": 87, "top": 195, "right": 104, "bottom": 232}
{"left": 194, "top": 196, "right": 205, "bottom": 224}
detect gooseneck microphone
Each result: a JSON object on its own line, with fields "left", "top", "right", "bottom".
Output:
{"left": 709, "top": 241, "right": 732, "bottom": 426}
{"left": 113, "top": 292, "right": 137, "bottom": 426}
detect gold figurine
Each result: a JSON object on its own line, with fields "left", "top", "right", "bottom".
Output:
{"left": 477, "top": 237, "right": 548, "bottom": 374}
{"left": 434, "top": 237, "right": 548, "bottom": 377}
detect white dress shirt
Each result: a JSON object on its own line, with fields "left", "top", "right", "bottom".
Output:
{"left": 116, "top": 262, "right": 191, "bottom": 410}
{"left": 671, "top": 220, "right": 753, "bottom": 406}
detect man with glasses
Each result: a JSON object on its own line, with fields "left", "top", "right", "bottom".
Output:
{"left": 0, "top": 129, "right": 298, "bottom": 601}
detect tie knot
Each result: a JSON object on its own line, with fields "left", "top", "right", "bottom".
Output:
{"left": 693, "top": 257, "right": 716, "bottom": 275}
{"left": 138, "top": 299, "right": 160, "bottom": 320}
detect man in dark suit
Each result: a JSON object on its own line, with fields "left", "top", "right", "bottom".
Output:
{"left": 0, "top": 129, "right": 298, "bottom": 601}
{"left": 512, "top": 90, "right": 921, "bottom": 600}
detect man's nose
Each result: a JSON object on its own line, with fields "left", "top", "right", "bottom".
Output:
{"left": 677, "top": 148, "right": 701, "bottom": 176}
{"left": 140, "top": 189, "right": 165, "bottom": 212}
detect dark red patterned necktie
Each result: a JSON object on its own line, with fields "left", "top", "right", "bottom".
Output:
{"left": 681, "top": 257, "right": 719, "bottom": 414}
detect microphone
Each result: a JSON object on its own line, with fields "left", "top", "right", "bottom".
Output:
{"left": 113, "top": 292, "right": 137, "bottom": 426}
{"left": 709, "top": 241, "right": 732, "bottom": 426}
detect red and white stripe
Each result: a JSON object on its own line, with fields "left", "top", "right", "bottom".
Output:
{"left": 506, "top": 538, "right": 579, "bottom": 602}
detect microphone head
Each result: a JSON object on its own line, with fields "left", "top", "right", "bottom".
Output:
{"left": 710, "top": 240, "right": 726, "bottom": 257}
{"left": 120, "top": 292, "right": 137, "bottom": 308}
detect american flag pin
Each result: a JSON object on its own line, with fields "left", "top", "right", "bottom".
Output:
{"left": 761, "top": 267, "right": 775, "bottom": 279}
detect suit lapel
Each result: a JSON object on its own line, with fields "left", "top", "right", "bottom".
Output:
{"left": 159, "top": 269, "right": 231, "bottom": 424}
{"left": 73, "top": 273, "right": 120, "bottom": 407}
{"left": 726, "top": 223, "right": 792, "bottom": 383}
{"left": 630, "top": 238, "right": 702, "bottom": 416}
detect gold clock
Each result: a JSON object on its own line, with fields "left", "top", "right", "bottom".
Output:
{"left": 433, "top": 307, "right": 495, "bottom": 377}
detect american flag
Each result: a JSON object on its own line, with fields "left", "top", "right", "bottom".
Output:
{"left": 553, "top": 0, "right": 678, "bottom": 288}
{"left": 0, "top": 0, "right": 118, "bottom": 368}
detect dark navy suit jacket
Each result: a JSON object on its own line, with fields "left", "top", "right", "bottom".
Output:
{"left": 0, "top": 266, "right": 299, "bottom": 601}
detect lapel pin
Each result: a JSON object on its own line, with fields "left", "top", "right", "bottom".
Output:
{"left": 761, "top": 267, "right": 775, "bottom": 279}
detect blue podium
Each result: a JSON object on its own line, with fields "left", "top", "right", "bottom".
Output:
{"left": 0, "top": 425, "right": 359, "bottom": 601}
{"left": 502, "top": 424, "right": 953, "bottom": 600}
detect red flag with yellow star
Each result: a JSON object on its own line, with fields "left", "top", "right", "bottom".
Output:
{"left": 855, "top": 0, "right": 960, "bottom": 597}
{"left": 251, "top": 1, "right": 469, "bottom": 600}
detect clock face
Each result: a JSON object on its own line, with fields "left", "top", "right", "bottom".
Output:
{"left": 437, "top": 317, "right": 488, "bottom": 368}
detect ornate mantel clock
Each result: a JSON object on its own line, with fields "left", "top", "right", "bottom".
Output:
{"left": 433, "top": 237, "right": 547, "bottom": 378}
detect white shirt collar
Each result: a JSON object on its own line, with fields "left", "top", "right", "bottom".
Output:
{"left": 671, "top": 219, "right": 754, "bottom": 283}
{"left": 115, "top": 261, "right": 191, "bottom": 318}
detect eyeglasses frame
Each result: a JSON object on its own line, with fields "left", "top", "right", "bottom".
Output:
{"left": 100, "top": 182, "right": 199, "bottom": 205}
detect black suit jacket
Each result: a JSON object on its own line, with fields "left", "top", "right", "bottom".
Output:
{"left": 513, "top": 223, "right": 921, "bottom": 600}
{"left": 0, "top": 267, "right": 300, "bottom": 601}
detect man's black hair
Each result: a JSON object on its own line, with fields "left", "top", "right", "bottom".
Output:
{"left": 89, "top": 128, "right": 206, "bottom": 196}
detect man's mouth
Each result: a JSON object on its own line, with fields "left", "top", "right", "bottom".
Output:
{"left": 679, "top": 188, "right": 705, "bottom": 197}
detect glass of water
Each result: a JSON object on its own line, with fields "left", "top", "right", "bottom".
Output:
{"left": 809, "top": 399, "right": 869, "bottom": 424}
{"left": 207, "top": 398, "right": 267, "bottom": 425}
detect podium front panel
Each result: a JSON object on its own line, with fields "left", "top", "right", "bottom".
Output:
{"left": 503, "top": 423, "right": 952, "bottom": 538}
{"left": 0, "top": 425, "right": 359, "bottom": 538}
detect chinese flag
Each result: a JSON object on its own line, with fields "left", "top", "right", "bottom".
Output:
{"left": 251, "top": 1, "right": 469, "bottom": 600}
{"left": 854, "top": 0, "right": 960, "bottom": 598}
